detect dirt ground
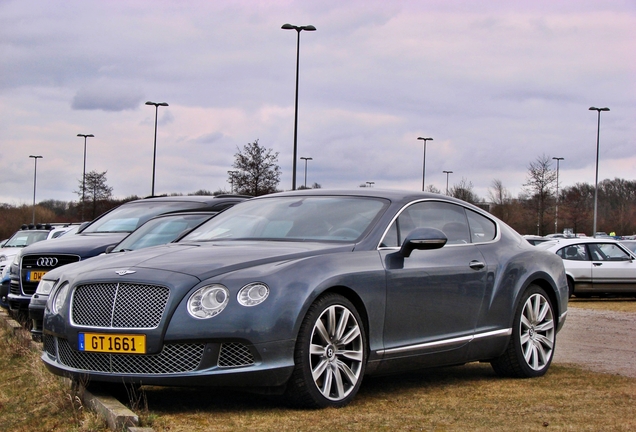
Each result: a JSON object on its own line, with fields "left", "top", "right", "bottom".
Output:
{"left": 553, "top": 307, "right": 636, "bottom": 378}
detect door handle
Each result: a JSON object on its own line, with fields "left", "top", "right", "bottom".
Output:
{"left": 593, "top": 262, "right": 603, "bottom": 266}
{"left": 469, "top": 260, "right": 485, "bottom": 270}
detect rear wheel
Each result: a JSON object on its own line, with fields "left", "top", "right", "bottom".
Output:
{"left": 491, "top": 285, "right": 556, "bottom": 378}
{"left": 286, "top": 293, "right": 366, "bottom": 408}
{"left": 567, "top": 277, "right": 575, "bottom": 297}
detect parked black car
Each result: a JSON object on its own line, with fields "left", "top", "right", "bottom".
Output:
{"left": 43, "top": 189, "right": 568, "bottom": 408}
{"left": 8, "top": 195, "right": 248, "bottom": 318}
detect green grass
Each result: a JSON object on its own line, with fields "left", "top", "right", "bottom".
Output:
{"left": 0, "top": 317, "right": 108, "bottom": 432}
{"left": 569, "top": 297, "right": 636, "bottom": 313}
{"left": 136, "top": 362, "right": 635, "bottom": 431}
{"left": 1, "top": 299, "right": 634, "bottom": 431}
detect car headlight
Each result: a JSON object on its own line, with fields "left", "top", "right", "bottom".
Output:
{"left": 237, "top": 282, "right": 269, "bottom": 307}
{"left": 36, "top": 279, "right": 58, "bottom": 295}
{"left": 11, "top": 250, "right": 22, "bottom": 265}
{"left": 49, "top": 282, "right": 70, "bottom": 314}
{"left": 187, "top": 284, "right": 229, "bottom": 319}
{"left": 0, "top": 254, "right": 6, "bottom": 262}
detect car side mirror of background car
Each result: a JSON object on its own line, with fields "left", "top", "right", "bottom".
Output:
{"left": 400, "top": 228, "right": 448, "bottom": 258}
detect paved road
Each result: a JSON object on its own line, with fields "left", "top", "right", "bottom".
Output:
{"left": 553, "top": 307, "right": 636, "bottom": 378}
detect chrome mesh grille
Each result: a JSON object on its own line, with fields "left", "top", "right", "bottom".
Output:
{"left": 72, "top": 283, "right": 170, "bottom": 328}
{"left": 218, "top": 342, "right": 255, "bottom": 368}
{"left": 55, "top": 337, "right": 205, "bottom": 374}
{"left": 44, "top": 334, "right": 56, "bottom": 359}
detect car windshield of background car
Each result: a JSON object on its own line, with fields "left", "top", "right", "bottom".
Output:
{"left": 82, "top": 201, "right": 208, "bottom": 234}
{"left": 112, "top": 213, "right": 216, "bottom": 252}
{"left": 3, "top": 231, "right": 50, "bottom": 247}
{"left": 182, "top": 197, "right": 388, "bottom": 242}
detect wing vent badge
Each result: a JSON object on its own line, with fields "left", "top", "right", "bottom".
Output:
{"left": 115, "top": 270, "right": 136, "bottom": 276}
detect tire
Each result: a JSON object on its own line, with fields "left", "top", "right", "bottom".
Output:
{"left": 286, "top": 293, "right": 367, "bottom": 408}
{"left": 567, "top": 277, "right": 575, "bottom": 298}
{"left": 491, "top": 285, "right": 556, "bottom": 378}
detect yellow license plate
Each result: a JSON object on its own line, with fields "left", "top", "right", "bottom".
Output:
{"left": 28, "top": 270, "right": 47, "bottom": 282}
{"left": 79, "top": 333, "right": 146, "bottom": 354}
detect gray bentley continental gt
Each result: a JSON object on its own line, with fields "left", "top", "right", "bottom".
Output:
{"left": 42, "top": 189, "right": 568, "bottom": 408}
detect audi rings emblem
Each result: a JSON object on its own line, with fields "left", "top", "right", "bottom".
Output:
{"left": 36, "top": 257, "right": 59, "bottom": 267}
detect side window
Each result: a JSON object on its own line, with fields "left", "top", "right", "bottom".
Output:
{"left": 382, "top": 201, "right": 471, "bottom": 246}
{"left": 591, "top": 243, "right": 631, "bottom": 261}
{"left": 559, "top": 244, "right": 588, "bottom": 261}
{"left": 466, "top": 209, "right": 497, "bottom": 243}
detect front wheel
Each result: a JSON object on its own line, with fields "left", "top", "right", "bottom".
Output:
{"left": 491, "top": 285, "right": 556, "bottom": 378}
{"left": 286, "top": 293, "right": 367, "bottom": 408}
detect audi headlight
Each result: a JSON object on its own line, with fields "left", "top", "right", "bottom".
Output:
{"left": 237, "top": 282, "right": 269, "bottom": 307}
{"left": 36, "top": 278, "right": 58, "bottom": 295}
{"left": 50, "top": 282, "right": 70, "bottom": 314}
{"left": 187, "top": 284, "right": 229, "bottom": 319}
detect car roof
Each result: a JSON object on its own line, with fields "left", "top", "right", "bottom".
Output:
{"left": 251, "top": 188, "right": 490, "bottom": 211}
{"left": 538, "top": 237, "right": 623, "bottom": 251}
{"left": 146, "top": 210, "right": 220, "bottom": 219}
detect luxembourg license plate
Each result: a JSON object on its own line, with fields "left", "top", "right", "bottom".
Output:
{"left": 27, "top": 270, "right": 47, "bottom": 282}
{"left": 79, "top": 332, "right": 146, "bottom": 354}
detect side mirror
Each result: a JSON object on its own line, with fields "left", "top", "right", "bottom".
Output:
{"left": 105, "top": 245, "right": 115, "bottom": 254}
{"left": 400, "top": 228, "right": 448, "bottom": 258}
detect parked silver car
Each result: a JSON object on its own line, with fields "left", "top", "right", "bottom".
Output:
{"left": 539, "top": 238, "right": 636, "bottom": 297}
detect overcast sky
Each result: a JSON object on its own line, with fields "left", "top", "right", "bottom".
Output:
{"left": 1, "top": 0, "right": 634, "bottom": 206}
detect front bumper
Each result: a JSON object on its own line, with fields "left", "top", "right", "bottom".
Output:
{"left": 7, "top": 292, "right": 31, "bottom": 312}
{"left": 28, "top": 293, "right": 47, "bottom": 341}
{"left": 41, "top": 334, "right": 296, "bottom": 388}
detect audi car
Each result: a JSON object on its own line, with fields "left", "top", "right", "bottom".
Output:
{"left": 42, "top": 189, "right": 568, "bottom": 408}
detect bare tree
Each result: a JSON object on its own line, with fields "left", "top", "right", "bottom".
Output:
{"left": 523, "top": 155, "right": 557, "bottom": 235}
{"left": 425, "top": 184, "right": 441, "bottom": 194}
{"left": 488, "top": 179, "right": 513, "bottom": 222}
{"left": 449, "top": 178, "right": 480, "bottom": 204}
{"left": 231, "top": 140, "right": 281, "bottom": 196}
{"left": 75, "top": 170, "right": 113, "bottom": 219}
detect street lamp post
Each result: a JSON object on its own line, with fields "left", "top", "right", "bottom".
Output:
{"left": 300, "top": 156, "right": 312, "bottom": 188}
{"left": 443, "top": 170, "right": 453, "bottom": 195}
{"left": 146, "top": 101, "right": 169, "bottom": 196}
{"left": 29, "top": 155, "right": 43, "bottom": 224}
{"left": 282, "top": 23, "right": 316, "bottom": 190}
{"left": 417, "top": 137, "right": 433, "bottom": 191}
{"left": 589, "top": 107, "right": 610, "bottom": 238}
{"left": 77, "top": 133, "right": 94, "bottom": 220}
{"left": 552, "top": 157, "right": 564, "bottom": 234}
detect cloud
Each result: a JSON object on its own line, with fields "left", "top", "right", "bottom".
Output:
{"left": 72, "top": 82, "right": 144, "bottom": 111}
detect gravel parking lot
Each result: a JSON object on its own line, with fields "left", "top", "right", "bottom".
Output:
{"left": 554, "top": 307, "right": 636, "bottom": 378}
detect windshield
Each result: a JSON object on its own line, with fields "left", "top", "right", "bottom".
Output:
{"left": 83, "top": 201, "right": 209, "bottom": 234}
{"left": 182, "top": 196, "right": 387, "bottom": 242}
{"left": 3, "top": 231, "right": 50, "bottom": 247}
{"left": 112, "top": 213, "right": 216, "bottom": 252}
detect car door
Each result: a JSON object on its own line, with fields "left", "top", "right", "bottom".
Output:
{"left": 557, "top": 244, "right": 593, "bottom": 288}
{"left": 379, "top": 201, "right": 488, "bottom": 360}
{"left": 587, "top": 242, "right": 636, "bottom": 292}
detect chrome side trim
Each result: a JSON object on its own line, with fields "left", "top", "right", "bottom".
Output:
{"left": 377, "top": 328, "right": 512, "bottom": 356}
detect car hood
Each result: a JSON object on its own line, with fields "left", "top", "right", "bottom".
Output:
{"left": 53, "top": 241, "right": 356, "bottom": 282}
{"left": 20, "top": 232, "right": 129, "bottom": 258}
